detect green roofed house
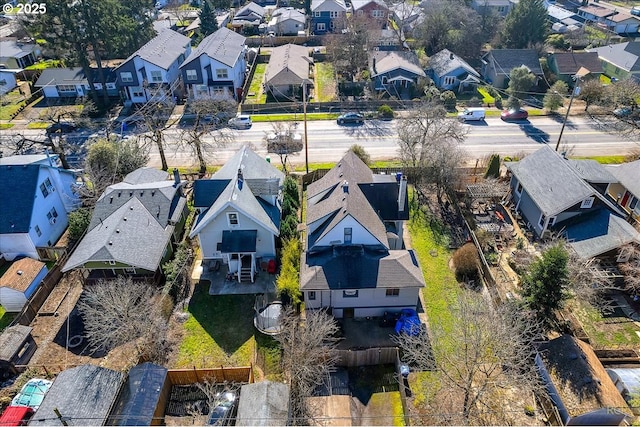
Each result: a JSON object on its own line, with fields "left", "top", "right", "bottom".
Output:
{"left": 62, "top": 168, "right": 188, "bottom": 284}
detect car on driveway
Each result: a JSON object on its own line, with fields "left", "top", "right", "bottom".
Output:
{"left": 337, "top": 112, "right": 364, "bottom": 125}
{"left": 45, "top": 122, "right": 77, "bottom": 135}
{"left": 228, "top": 115, "right": 252, "bottom": 129}
{"left": 500, "top": 108, "right": 529, "bottom": 121}
{"left": 208, "top": 392, "right": 236, "bottom": 425}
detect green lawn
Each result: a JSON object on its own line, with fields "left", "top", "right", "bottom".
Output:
{"left": 573, "top": 155, "right": 627, "bottom": 164}
{"left": 314, "top": 62, "right": 337, "bottom": 102}
{"left": 27, "top": 122, "right": 50, "bottom": 129}
{"left": 245, "top": 63, "right": 267, "bottom": 105}
{"left": 0, "top": 123, "right": 15, "bottom": 129}
{"left": 24, "top": 59, "right": 64, "bottom": 71}
{"left": 0, "top": 305, "right": 16, "bottom": 332}
{"left": 251, "top": 112, "right": 340, "bottom": 122}
{"left": 569, "top": 299, "right": 640, "bottom": 348}
{"left": 0, "top": 101, "right": 26, "bottom": 120}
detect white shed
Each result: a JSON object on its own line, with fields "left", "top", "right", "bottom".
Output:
{"left": 0, "top": 258, "right": 48, "bottom": 312}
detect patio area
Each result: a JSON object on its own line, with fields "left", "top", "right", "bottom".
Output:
{"left": 337, "top": 318, "right": 397, "bottom": 349}
{"left": 192, "top": 259, "right": 277, "bottom": 295}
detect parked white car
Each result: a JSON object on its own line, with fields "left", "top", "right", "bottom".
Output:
{"left": 458, "top": 107, "right": 486, "bottom": 122}
{"left": 228, "top": 115, "right": 252, "bottom": 129}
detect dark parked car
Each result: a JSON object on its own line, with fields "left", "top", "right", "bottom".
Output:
{"left": 45, "top": 122, "right": 77, "bottom": 135}
{"left": 500, "top": 109, "right": 529, "bottom": 121}
{"left": 208, "top": 392, "right": 236, "bottom": 426}
{"left": 337, "top": 112, "right": 364, "bottom": 125}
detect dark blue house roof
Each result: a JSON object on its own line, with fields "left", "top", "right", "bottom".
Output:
{"left": 0, "top": 164, "right": 40, "bottom": 234}
{"left": 193, "top": 179, "right": 231, "bottom": 208}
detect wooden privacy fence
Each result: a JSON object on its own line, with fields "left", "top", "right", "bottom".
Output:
{"left": 166, "top": 366, "right": 254, "bottom": 385}
{"left": 335, "top": 347, "right": 399, "bottom": 367}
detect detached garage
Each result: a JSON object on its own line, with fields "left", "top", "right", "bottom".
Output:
{"left": 0, "top": 258, "right": 47, "bottom": 312}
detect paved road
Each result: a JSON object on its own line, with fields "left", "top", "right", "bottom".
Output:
{"left": 147, "top": 116, "right": 640, "bottom": 168}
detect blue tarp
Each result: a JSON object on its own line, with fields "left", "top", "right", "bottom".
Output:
{"left": 394, "top": 309, "right": 421, "bottom": 336}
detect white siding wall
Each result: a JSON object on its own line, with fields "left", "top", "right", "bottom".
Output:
{"left": 0, "top": 233, "right": 37, "bottom": 261}
{"left": 196, "top": 205, "right": 277, "bottom": 260}
{"left": 315, "top": 215, "right": 381, "bottom": 246}
{"left": 0, "top": 287, "right": 28, "bottom": 312}
{"left": 304, "top": 287, "right": 420, "bottom": 318}
{"left": 0, "top": 71, "right": 17, "bottom": 95}
{"left": 31, "top": 168, "right": 70, "bottom": 248}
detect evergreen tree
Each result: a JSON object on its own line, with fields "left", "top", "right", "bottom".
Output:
{"left": 199, "top": 0, "right": 219, "bottom": 37}
{"left": 521, "top": 243, "right": 570, "bottom": 325}
{"left": 544, "top": 80, "right": 568, "bottom": 112}
{"left": 484, "top": 154, "right": 500, "bottom": 178}
{"left": 506, "top": 66, "right": 536, "bottom": 109}
{"left": 501, "top": 0, "right": 547, "bottom": 48}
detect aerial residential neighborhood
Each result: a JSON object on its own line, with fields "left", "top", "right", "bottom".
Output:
{"left": 1, "top": 0, "right": 640, "bottom": 425}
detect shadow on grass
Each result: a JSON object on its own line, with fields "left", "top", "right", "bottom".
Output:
{"left": 188, "top": 281, "right": 256, "bottom": 355}
{"left": 0, "top": 311, "right": 16, "bottom": 332}
{"left": 348, "top": 364, "right": 399, "bottom": 405}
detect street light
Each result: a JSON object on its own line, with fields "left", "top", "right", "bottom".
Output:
{"left": 555, "top": 74, "right": 583, "bottom": 151}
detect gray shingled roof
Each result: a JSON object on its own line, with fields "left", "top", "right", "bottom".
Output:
{"left": 0, "top": 325, "right": 32, "bottom": 362}
{"left": 506, "top": 146, "right": 595, "bottom": 216}
{"left": 34, "top": 67, "right": 116, "bottom": 87}
{"left": 236, "top": 381, "right": 290, "bottom": 426}
{"left": 568, "top": 159, "right": 617, "bottom": 184}
{"left": 0, "top": 40, "right": 37, "bottom": 59}
{"left": 484, "top": 49, "right": 543, "bottom": 75}
{"left": 30, "top": 365, "right": 125, "bottom": 426}
{"left": 62, "top": 168, "right": 185, "bottom": 272}
{"left": 606, "top": 159, "right": 640, "bottom": 197}
{"left": 428, "top": 49, "right": 480, "bottom": 78}
{"left": 0, "top": 154, "right": 51, "bottom": 166}
{"left": 300, "top": 247, "right": 425, "bottom": 290}
{"left": 351, "top": 0, "right": 387, "bottom": 10}
{"left": 589, "top": 42, "right": 640, "bottom": 73}
{"left": 370, "top": 50, "right": 425, "bottom": 77}
{"left": 190, "top": 146, "right": 284, "bottom": 237}
{"left": 563, "top": 208, "right": 639, "bottom": 259}
{"left": 311, "top": 0, "right": 347, "bottom": 11}
{"left": 0, "top": 164, "right": 40, "bottom": 234}
{"left": 118, "top": 28, "right": 191, "bottom": 71}
{"left": 181, "top": 27, "right": 246, "bottom": 69}
{"left": 234, "top": 1, "right": 265, "bottom": 20}
{"left": 265, "top": 44, "right": 313, "bottom": 86}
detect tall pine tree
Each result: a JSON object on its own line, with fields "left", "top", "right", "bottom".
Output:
{"left": 501, "top": 0, "right": 547, "bottom": 48}
{"left": 199, "top": 0, "right": 219, "bottom": 37}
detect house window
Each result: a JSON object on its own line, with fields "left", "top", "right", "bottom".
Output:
{"left": 40, "top": 183, "right": 49, "bottom": 198}
{"left": 35, "top": 225, "right": 41, "bottom": 237}
{"left": 216, "top": 69, "right": 228, "bottom": 79}
{"left": 308, "top": 291, "right": 316, "bottom": 300}
{"left": 125, "top": 267, "right": 136, "bottom": 274}
{"left": 108, "top": 260, "right": 117, "bottom": 266}
{"left": 539, "top": 214, "right": 546, "bottom": 228}
{"left": 120, "top": 72, "right": 133, "bottom": 82}
{"left": 386, "top": 288, "right": 400, "bottom": 297}
{"left": 443, "top": 76, "right": 456, "bottom": 86}
{"left": 516, "top": 182, "right": 523, "bottom": 195}
{"left": 330, "top": 20, "right": 335, "bottom": 29}
{"left": 40, "top": 178, "right": 53, "bottom": 198}
{"left": 150, "top": 70, "right": 163, "bottom": 82}
{"left": 580, "top": 197, "right": 594, "bottom": 209}
{"left": 57, "top": 85, "right": 76, "bottom": 92}
{"left": 227, "top": 212, "right": 239, "bottom": 226}
{"left": 107, "top": 83, "right": 116, "bottom": 89}
{"left": 46, "top": 207, "right": 58, "bottom": 221}
{"left": 317, "top": 22, "right": 326, "bottom": 31}
{"left": 330, "top": 10, "right": 339, "bottom": 17}
{"left": 131, "top": 89, "right": 145, "bottom": 98}
{"left": 314, "top": 11, "right": 321, "bottom": 16}
{"left": 630, "top": 196, "right": 638, "bottom": 210}
{"left": 344, "top": 227, "right": 352, "bottom": 244}
{"left": 372, "top": 9, "right": 384, "bottom": 17}
{"left": 343, "top": 290, "right": 358, "bottom": 298}
{"left": 382, "top": 76, "right": 388, "bottom": 84}
{"left": 186, "top": 69, "right": 197, "bottom": 81}
{"left": 195, "top": 85, "right": 209, "bottom": 96}
{"left": 357, "top": 9, "right": 363, "bottom": 15}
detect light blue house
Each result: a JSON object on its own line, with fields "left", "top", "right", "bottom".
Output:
{"left": 310, "top": 0, "right": 347, "bottom": 34}
{"left": 0, "top": 257, "right": 48, "bottom": 312}
{"left": 427, "top": 49, "right": 480, "bottom": 92}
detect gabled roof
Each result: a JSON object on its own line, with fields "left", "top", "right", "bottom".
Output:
{"left": 607, "top": 12, "right": 639, "bottom": 23}
{"left": 550, "top": 52, "right": 603, "bottom": 75}
{"left": 30, "top": 365, "right": 125, "bottom": 426}
{"left": 117, "top": 28, "right": 191, "bottom": 71}
{"left": 62, "top": 168, "right": 185, "bottom": 272}
{"left": 483, "top": 49, "right": 543, "bottom": 76}
{"left": 563, "top": 208, "right": 639, "bottom": 259}
{"left": 589, "top": 42, "right": 640, "bottom": 73}
{"left": 0, "top": 164, "right": 42, "bottom": 234}
{"left": 567, "top": 159, "right": 616, "bottom": 183}
{"left": 0, "top": 325, "right": 32, "bottom": 362}
{"left": 351, "top": 0, "right": 387, "bottom": 11}
{"left": 237, "top": 381, "right": 290, "bottom": 426}
{"left": 0, "top": 154, "right": 54, "bottom": 166}
{"left": 190, "top": 146, "right": 284, "bottom": 237}
{"left": 311, "top": 0, "right": 347, "bottom": 12}
{"left": 235, "top": 1, "right": 265, "bottom": 19}
{"left": 0, "top": 257, "right": 46, "bottom": 292}
{"left": 301, "top": 247, "right": 425, "bottom": 290}
{"left": 506, "top": 146, "right": 595, "bottom": 216}
{"left": 270, "top": 7, "right": 306, "bottom": 23}
{"left": 606, "top": 159, "right": 640, "bottom": 197}
{"left": 265, "top": 44, "right": 313, "bottom": 86}
{"left": 578, "top": 4, "right": 616, "bottom": 18}
{"left": 34, "top": 67, "right": 116, "bottom": 87}
{"left": 370, "top": 50, "right": 426, "bottom": 77}
{"left": 181, "top": 27, "right": 246, "bottom": 69}
{"left": 0, "top": 40, "right": 37, "bottom": 59}
{"left": 428, "top": 48, "right": 480, "bottom": 78}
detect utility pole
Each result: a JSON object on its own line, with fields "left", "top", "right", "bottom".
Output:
{"left": 303, "top": 81, "right": 309, "bottom": 174}
{"left": 555, "top": 76, "right": 581, "bottom": 152}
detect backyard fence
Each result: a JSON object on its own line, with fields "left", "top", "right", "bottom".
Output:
{"left": 166, "top": 366, "right": 254, "bottom": 385}
{"left": 335, "top": 347, "right": 398, "bottom": 367}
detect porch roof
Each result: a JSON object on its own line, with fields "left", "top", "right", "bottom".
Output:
{"left": 221, "top": 230, "right": 257, "bottom": 253}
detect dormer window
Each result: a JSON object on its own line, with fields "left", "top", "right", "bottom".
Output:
{"left": 580, "top": 197, "right": 594, "bottom": 209}
{"left": 227, "top": 212, "right": 239, "bottom": 226}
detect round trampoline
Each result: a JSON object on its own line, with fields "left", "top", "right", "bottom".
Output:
{"left": 254, "top": 301, "right": 283, "bottom": 336}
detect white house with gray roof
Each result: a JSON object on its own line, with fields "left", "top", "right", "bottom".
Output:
{"left": 114, "top": 29, "right": 192, "bottom": 104}
{"left": 605, "top": 159, "right": 640, "bottom": 224}
{"left": 267, "top": 7, "right": 306, "bottom": 36}
{"left": 265, "top": 44, "right": 313, "bottom": 100}
{"left": 190, "top": 146, "right": 284, "bottom": 284}
{"left": 301, "top": 151, "right": 425, "bottom": 318}
{"left": 180, "top": 27, "right": 247, "bottom": 101}
{"left": 506, "top": 147, "right": 638, "bottom": 259}
{"left": 62, "top": 168, "right": 188, "bottom": 284}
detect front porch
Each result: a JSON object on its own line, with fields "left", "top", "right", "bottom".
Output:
{"left": 193, "top": 259, "right": 277, "bottom": 295}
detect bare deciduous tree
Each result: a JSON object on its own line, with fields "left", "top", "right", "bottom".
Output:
{"left": 275, "top": 307, "right": 340, "bottom": 424}
{"left": 393, "top": 293, "right": 543, "bottom": 426}
{"left": 619, "top": 244, "right": 640, "bottom": 294}
{"left": 77, "top": 277, "right": 169, "bottom": 364}
{"left": 264, "top": 121, "right": 303, "bottom": 173}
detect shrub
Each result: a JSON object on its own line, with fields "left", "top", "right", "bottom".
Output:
{"left": 280, "top": 214, "right": 299, "bottom": 241}
{"left": 495, "top": 95, "right": 503, "bottom": 109}
{"left": 440, "top": 90, "right": 457, "bottom": 110}
{"left": 378, "top": 104, "right": 394, "bottom": 119}
{"left": 484, "top": 154, "right": 501, "bottom": 178}
{"left": 283, "top": 176, "right": 300, "bottom": 208}
{"left": 276, "top": 238, "right": 302, "bottom": 305}
{"left": 452, "top": 243, "right": 480, "bottom": 280}
{"left": 348, "top": 144, "right": 371, "bottom": 165}
{"left": 68, "top": 208, "right": 92, "bottom": 242}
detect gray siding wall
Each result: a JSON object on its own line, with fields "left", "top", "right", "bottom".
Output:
{"left": 182, "top": 56, "right": 204, "bottom": 85}
{"left": 116, "top": 59, "right": 140, "bottom": 86}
